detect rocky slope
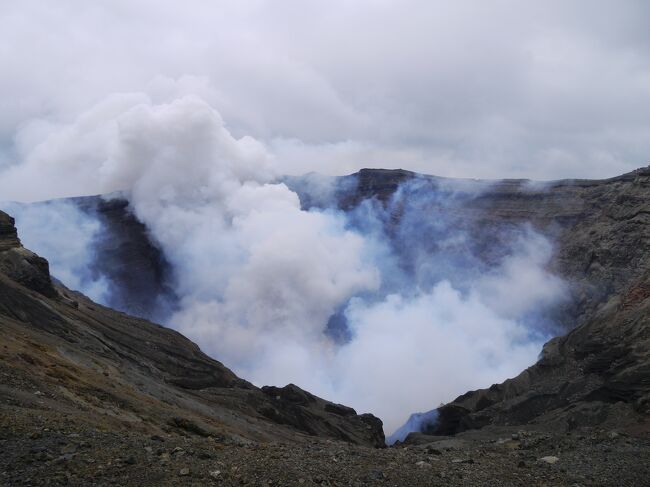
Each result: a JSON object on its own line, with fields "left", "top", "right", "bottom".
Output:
{"left": 0, "top": 210, "right": 384, "bottom": 449}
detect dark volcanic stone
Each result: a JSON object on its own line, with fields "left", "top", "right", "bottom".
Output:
{"left": 0, "top": 210, "right": 57, "bottom": 298}
{"left": 0, "top": 210, "right": 20, "bottom": 251}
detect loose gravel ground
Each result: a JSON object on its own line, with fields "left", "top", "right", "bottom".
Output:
{"left": 2, "top": 409, "right": 650, "bottom": 486}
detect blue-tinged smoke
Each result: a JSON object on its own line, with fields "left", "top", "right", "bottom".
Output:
{"left": 386, "top": 409, "right": 439, "bottom": 445}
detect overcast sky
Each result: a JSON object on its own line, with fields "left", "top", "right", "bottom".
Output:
{"left": 2, "top": 0, "right": 650, "bottom": 185}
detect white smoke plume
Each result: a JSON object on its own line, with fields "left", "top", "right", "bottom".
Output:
{"left": 0, "top": 91, "right": 568, "bottom": 435}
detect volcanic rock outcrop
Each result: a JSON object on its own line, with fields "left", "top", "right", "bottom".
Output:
{"left": 0, "top": 212, "right": 57, "bottom": 298}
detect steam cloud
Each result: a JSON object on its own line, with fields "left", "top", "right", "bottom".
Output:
{"left": 388, "top": 409, "right": 439, "bottom": 445}
{"left": 0, "top": 92, "right": 568, "bottom": 435}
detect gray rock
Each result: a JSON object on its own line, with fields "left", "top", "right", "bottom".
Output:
{"left": 539, "top": 456, "right": 560, "bottom": 464}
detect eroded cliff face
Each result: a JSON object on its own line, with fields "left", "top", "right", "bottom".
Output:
{"left": 0, "top": 211, "right": 57, "bottom": 298}
{"left": 0, "top": 211, "right": 20, "bottom": 251}
{"left": 0, "top": 209, "right": 385, "bottom": 448}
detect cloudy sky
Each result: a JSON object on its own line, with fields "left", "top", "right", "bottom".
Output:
{"left": 2, "top": 0, "right": 650, "bottom": 188}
